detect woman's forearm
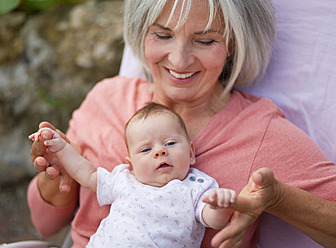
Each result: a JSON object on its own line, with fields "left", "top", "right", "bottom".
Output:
{"left": 268, "top": 180, "right": 336, "bottom": 247}
{"left": 28, "top": 175, "right": 79, "bottom": 237}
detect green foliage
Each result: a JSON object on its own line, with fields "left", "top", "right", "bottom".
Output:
{"left": 23, "top": 0, "right": 58, "bottom": 12}
{"left": 0, "top": 0, "right": 20, "bottom": 15}
{"left": 38, "top": 89, "right": 72, "bottom": 115}
{"left": 0, "top": 0, "right": 85, "bottom": 15}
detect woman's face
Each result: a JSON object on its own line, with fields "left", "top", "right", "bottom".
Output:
{"left": 145, "top": 0, "right": 229, "bottom": 105}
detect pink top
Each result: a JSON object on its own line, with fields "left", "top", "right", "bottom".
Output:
{"left": 28, "top": 76, "right": 336, "bottom": 248}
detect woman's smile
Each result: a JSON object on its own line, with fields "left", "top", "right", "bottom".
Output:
{"left": 167, "top": 69, "right": 198, "bottom": 80}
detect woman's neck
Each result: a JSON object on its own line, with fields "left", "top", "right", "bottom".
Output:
{"left": 153, "top": 84, "right": 231, "bottom": 140}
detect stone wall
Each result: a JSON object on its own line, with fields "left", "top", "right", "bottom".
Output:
{"left": 0, "top": 0, "right": 124, "bottom": 244}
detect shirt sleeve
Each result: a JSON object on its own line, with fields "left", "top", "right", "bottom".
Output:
{"left": 27, "top": 175, "right": 78, "bottom": 237}
{"left": 252, "top": 113, "right": 336, "bottom": 201}
{"left": 96, "top": 164, "right": 128, "bottom": 206}
{"left": 187, "top": 169, "right": 219, "bottom": 226}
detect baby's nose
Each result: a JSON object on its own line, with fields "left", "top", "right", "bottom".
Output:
{"left": 154, "top": 147, "right": 168, "bottom": 158}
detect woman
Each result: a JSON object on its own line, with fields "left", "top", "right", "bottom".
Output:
{"left": 28, "top": 0, "right": 336, "bottom": 247}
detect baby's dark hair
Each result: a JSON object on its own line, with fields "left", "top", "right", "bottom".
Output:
{"left": 124, "top": 102, "right": 190, "bottom": 150}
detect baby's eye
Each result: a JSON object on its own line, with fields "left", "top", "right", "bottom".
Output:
{"left": 140, "top": 147, "right": 151, "bottom": 153}
{"left": 165, "top": 141, "right": 176, "bottom": 147}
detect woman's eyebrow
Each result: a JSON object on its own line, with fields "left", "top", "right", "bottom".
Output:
{"left": 152, "top": 23, "right": 219, "bottom": 35}
{"left": 195, "top": 29, "right": 220, "bottom": 35}
{"left": 152, "top": 23, "right": 172, "bottom": 31}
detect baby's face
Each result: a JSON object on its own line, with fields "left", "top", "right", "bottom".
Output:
{"left": 126, "top": 114, "right": 195, "bottom": 187}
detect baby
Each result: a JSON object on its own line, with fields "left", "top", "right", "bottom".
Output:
{"left": 30, "top": 102, "right": 236, "bottom": 247}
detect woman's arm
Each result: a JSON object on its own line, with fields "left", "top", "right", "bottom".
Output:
{"left": 28, "top": 122, "right": 81, "bottom": 236}
{"left": 211, "top": 168, "right": 336, "bottom": 248}
{"left": 27, "top": 174, "right": 79, "bottom": 237}
{"left": 267, "top": 178, "right": 336, "bottom": 247}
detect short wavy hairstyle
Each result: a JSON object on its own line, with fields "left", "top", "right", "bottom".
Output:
{"left": 124, "top": 0, "right": 276, "bottom": 95}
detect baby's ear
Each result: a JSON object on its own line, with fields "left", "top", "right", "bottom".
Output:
{"left": 126, "top": 156, "right": 133, "bottom": 171}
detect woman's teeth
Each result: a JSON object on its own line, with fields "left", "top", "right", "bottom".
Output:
{"left": 169, "top": 70, "right": 195, "bottom": 79}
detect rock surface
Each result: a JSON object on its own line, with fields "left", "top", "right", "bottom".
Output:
{"left": 0, "top": 0, "right": 124, "bottom": 244}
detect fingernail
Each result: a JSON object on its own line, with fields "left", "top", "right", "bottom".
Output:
{"left": 61, "top": 185, "right": 70, "bottom": 193}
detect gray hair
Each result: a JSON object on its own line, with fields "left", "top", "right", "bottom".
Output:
{"left": 124, "top": 0, "right": 276, "bottom": 95}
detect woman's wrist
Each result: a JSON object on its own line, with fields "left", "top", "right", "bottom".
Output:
{"left": 264, "top": 178, "right": 287, "bottom": 213}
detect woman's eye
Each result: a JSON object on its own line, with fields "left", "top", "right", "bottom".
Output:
{"left": 165, "top": 141, "right": 176, "bottom": 146}
{"left": 154, "top": 32, "right": 172, "bottom": 40}
{"left": 140, "top": 148, "right": 151, "bottom": 153}
{"left": 197, "top": 40, "right": 215, "bottom": 45}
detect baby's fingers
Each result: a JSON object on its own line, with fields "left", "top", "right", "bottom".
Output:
{"left": 44, "top": 138, "right": 66, "bottom": 153}
{"left": 28, "top": 132, "right": 37, "bottom": 141}
{"left": 202, "top": 189, "right": 220, "bottom": 209}
{"left": 204, "top": 189, "right": 237, "bottom": 208}
{"left": 220, "top": 190, "right": 237, "bottom": 207}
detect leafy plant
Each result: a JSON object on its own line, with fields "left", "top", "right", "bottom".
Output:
{"left": 0, "top": 0, "right": 84, "bottom": 15}
{"left": 0, "top": 0, "right": 20, "bottom": 14}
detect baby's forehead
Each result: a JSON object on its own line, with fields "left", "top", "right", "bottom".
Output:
{"left": 129, "top": 111, "right": 177, "bottom": 126}
{"left": 126, "top": 113, "right": 185, "bottom": 137}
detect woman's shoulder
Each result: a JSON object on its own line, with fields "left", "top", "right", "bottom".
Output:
{"left": 202, "top": 89, "right": 286, "bottom": 139}
{"left": 230, "top": 89, "right": 285, "bottom": 118}
{"left": 232, "top": 90, "right": 323, "bottom": 152}
{"left": 77, "top": 75, "right": 153, "bottom": 118}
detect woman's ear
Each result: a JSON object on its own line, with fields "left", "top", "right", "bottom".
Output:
{"left": 189, "top": 142, "right": 196, "bottom": 165}
{"left": 126, "top": 156, "right": 134, "bottom": 171}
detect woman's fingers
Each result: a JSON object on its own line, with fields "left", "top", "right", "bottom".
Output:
{"left": 59, "top": 172, "right": 73, "bottom": 193}
{"left": 39, "top": 121, "right": 57, "bottom": 130}
{"left": 211, "top": 212, "right": 248, "bottom": 248}
{"left": 30, "top": 128, "right": 54, "bottom": 161}
{"left": 34, "top": 157, "right": 49, "bottom": 173}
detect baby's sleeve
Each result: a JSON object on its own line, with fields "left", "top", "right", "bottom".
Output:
{"left": 188, "top": 169, "right": 219, "bottom": 226}
{"left": 96, "top": 164, "right": 127, "bottom": 206}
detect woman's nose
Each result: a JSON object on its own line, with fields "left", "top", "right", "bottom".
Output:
{"left": 153, "top": 147, "right": 168, "bottom": 158}
{"left": 168, "top": 41, "right": 195, "bottom": 70}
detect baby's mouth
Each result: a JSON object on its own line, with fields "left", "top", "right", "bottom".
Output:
{"left": 157, "top": 162, "right": 172, "bottom": 170}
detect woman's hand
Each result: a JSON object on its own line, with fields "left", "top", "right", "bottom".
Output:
{"left": 211, "top": 168, "right": 277, "bottom": 248}
{"left": 30, "top": 122, "right": 79, "bottom": 195}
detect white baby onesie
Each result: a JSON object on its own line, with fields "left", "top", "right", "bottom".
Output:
{"left": 87, "top": 164, "right": 218, "bottom": 247}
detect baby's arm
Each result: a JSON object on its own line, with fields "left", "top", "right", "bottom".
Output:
{"left": 202, "top": 188, "right": 236, "bottom": 229}
{"left": 29, "top": 127, "right": 97, "bottom": 192}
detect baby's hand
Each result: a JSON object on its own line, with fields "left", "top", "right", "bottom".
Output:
{"left": 29, "top": 127, "right": 66, "bottom": 153}
{"left": 203, "top": 188, "right": 237, "bottom": 209}
{"left": 29, "top": 127, "right": 56, "bottom": 142}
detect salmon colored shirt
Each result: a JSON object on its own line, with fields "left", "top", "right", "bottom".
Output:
{"left": 28, "top": 76, "right": 336, "bottom": 248}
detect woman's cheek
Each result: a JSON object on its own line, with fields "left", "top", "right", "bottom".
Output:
{"left": 145, "top": 37, "right": 168, "bottom": 65}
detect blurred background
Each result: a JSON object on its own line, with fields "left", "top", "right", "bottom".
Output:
{"left": 0, "top": 0, "right": 124, "bottom": 245}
